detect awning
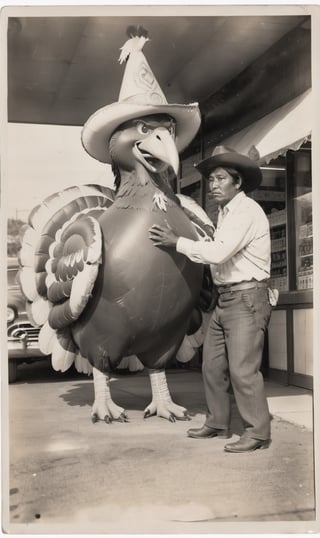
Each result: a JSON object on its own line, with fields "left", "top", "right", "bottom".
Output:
{"left": 222, "top": 89, "right": 312, "bottom": 164}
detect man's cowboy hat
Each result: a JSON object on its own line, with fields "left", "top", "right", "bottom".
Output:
{"left": 195, "top": 145, "right": 263, "bottom": 192}
{"left": 81, "top": 28, "right": 201, "bottom": 164}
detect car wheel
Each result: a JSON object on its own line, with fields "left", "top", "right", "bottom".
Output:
{"left": 8, "top": 360, "right": 18, "bottom": 383}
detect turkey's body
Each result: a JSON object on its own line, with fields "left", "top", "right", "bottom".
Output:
{"left": 19, "top": 110, "right": 210, "bottom": 422}
{"left": 72, "top": 183, "right": 202, "bottom": 372}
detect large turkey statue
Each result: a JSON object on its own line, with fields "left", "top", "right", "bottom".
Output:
{"left": 19, "top": 27, "right": 215, "bottom": 424}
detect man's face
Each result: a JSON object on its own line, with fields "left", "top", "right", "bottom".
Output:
{"left": 208, "top": 167, "right": 240, "bottom": 207}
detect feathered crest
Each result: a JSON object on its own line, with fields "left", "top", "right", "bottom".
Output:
{"left": 119, "top": 26, "right": 150, "bottom": 64}
{"left": 126, "top": 25, "right": 149, "bottom": 39}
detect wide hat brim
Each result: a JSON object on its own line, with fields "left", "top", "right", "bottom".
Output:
{"left": 81, "top": 102, "right": 201, "bottom": 163}
{"left": 196, "top": 152, "right": 262, "bottom": 192}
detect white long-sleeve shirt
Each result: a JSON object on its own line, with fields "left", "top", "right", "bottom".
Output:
{"left": 176, "top": 191, "right": 271, "bottom": 285}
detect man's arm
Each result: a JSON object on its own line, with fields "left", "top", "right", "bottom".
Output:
{"left": 149, "top": 210, "right": 255, "bottom": 265}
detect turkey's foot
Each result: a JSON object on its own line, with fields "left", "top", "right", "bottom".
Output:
{"left": 92, "top": 367, "right": 128, "bottom": 424}
{"left": 91, "top": 401, "right": 128, "bottom": 424}
{"left": 145, "top": 368, "right": 191, "bottom": 422}
{"left": 144, "top": 399, "right": 190, "bottom": 422}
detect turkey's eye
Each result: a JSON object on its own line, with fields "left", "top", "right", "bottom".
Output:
{"left": 136, "top": 122, "right": 152, "bottom": 136}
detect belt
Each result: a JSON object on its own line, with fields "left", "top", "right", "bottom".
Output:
{"left": 217, "top": 280, "right": 268, "bottom": 294}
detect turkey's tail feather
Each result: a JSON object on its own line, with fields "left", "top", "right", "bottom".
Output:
{"left": 75, "top": 352, "right": 93, "bottom": 375}
{"left": 18, "top": 184, "right": 115, "bottom": 373}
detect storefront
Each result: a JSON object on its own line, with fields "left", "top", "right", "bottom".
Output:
{"left": 178, "top": 90, "right": 313, "bottom": 390}
{"left": 5, "top": 13, "right": 313, "bottom": 390}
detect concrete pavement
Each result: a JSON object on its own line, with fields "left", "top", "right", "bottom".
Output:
{"left": 3, "top": 360, "right": 316, "bottom": 533}
{"left": 266, "top": 380, "right": 313, "bottom": 430}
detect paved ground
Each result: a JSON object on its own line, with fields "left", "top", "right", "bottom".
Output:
{"left": 3, "top": 360, "right": 316, "bottom": 534}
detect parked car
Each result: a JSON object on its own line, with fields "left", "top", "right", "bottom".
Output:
{"left": 7, "top": 258, "right": 46, "bottom": 383}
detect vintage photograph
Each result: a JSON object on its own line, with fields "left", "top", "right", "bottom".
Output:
{"left": 1, "top": 4, "right": 318, "bottom": 534}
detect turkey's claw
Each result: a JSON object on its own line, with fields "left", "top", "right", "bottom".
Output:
{"left": 91, "top": 400, "right": 126, "bottom": 424}
{"left": 175, "top": 411, "right": 191, "bottom": 421}
{"left": 91, "top": 412, "right": 112, "bottom": 424}
{"left": 143, "top": 401, "right": 157, "bottom": 419}
{"left": 143, "top": 399, "right": 189, "bottom": 422}
{"left": 114, "top": 412, "right": 129, "bottom": 423}
{"left": 167, "top": 410, "right": 191, "bottom": 422}
{"left": 92, "top": 367, "right": 128, "bottom": 424}
{"left": 147, "top": 369, "right": 190, "bottom": 422}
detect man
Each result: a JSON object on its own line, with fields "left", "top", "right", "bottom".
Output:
{"left": 148, "top": 145, "right": 273, "bottom": 453}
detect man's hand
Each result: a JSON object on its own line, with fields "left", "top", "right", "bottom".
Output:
{"left": 148, "top": 221, "right": 179, "bottom": 248}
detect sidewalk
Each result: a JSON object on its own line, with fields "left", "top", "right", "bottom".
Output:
{"left": 7, "top": 363, "right": 315, "bottom": 532}
{"left": 264, "top": 379, "right": 313, "bottom": 431}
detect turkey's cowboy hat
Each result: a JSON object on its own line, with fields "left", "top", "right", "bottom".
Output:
{"left": 82, "top": 28, "right": 201, "bottom": 163}
{"left": 195, "top": 145, "right": 262, "bottom": 193}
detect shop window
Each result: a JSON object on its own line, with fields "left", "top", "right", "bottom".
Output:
{"left": 291, "top": 148, "right": 312, "bottom": 290}
{"left": 250, "top": 156, "right": 288, "bottom": 292}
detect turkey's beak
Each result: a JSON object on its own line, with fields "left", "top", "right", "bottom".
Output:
{"left": 133, "top": 128, "right": 179, "bottom": 177}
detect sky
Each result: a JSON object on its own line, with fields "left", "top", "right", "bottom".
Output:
{"left": 4, "top": 123, "right": 115, "bottom": 221}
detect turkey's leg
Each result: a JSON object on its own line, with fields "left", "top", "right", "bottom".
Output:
{"left": 91, "top": 367, "right": 128, "bottom": 423}
{"left": 144, "top": 368, "right": 190, "bottom": 422}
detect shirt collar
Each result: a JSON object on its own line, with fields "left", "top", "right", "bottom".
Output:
{"left": 219, "top": 191, "right": 246, "bottom": 217}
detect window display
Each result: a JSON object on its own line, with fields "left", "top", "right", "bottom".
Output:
{"left": 250, "top": 156, "right": 288, "bottom": 291}
{"left": 269, "top": 208, "right": 288, "bottom": 291}
{"left": 292, "top": 149, "right": 312, "bottom": 290}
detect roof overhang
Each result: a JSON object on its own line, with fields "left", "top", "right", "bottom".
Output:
{"left": 222, "top": 89, "right": 312, "bottom": 165}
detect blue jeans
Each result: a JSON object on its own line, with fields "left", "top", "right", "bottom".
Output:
{"left": 203, "top": 286, "right": 272, "bottom": 440}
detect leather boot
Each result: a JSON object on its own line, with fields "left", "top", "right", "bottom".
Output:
{"left": 224, "top": 437, "right": 271, "bottom": 453}
{"left": 187, "top": 424, "right": 230, "bottom": 439}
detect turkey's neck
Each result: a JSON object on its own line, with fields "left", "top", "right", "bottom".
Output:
{"left": 115, "top": 164, "right": 179, "bottom": 210}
